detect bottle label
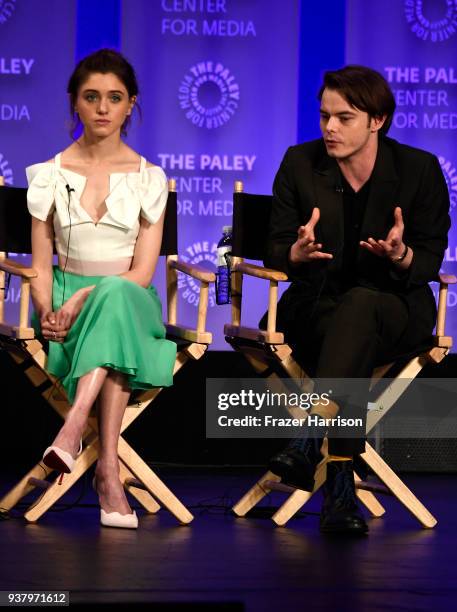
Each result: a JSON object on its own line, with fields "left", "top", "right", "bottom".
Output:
{"left": 216, "top": 266, "right": 231, "bottom": 305}
{"left": 217, "top": 246, "right": 232, "bottom": 267}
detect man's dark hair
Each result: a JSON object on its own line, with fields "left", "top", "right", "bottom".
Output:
{"left": 318, "top": 65, "right": 396, "bottom": 135}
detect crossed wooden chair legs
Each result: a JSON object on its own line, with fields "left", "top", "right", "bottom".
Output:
{"left": 232, "top": 441, "right": 437, "bottom": 528}
{"left": 0, "top": 340, "right": 206, "bottom": 524}
{"left": 228, "top": 344, "right": 446, "bottom": 529}
{"left": 0, "top": 337, "right": 442, "bottom": 529}
{"left": 1, "top": 396, "right": 193, "bottom": 525}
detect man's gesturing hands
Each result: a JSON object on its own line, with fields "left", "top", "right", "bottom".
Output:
{"left": 360, "top": 207, "right": 407, "bottom": 261}
{"left": 289, "top": 206, "right": 408, "bottom": 266}
{"left": 289, "top": 208, "right": 333, "bottom": 264}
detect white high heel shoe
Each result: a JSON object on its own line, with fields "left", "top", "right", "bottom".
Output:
{"left": 42, "top": 439, "right": 83, "bottom": 474}
{"left": 92, "top": 477, "right": 138, "bottom": 529}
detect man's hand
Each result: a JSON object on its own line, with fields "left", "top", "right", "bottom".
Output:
{"left": 360, "top": 207, "right": 406, "bottom": 260}
{"left": 289, "top": 207, "right": 333, "bottom": 264}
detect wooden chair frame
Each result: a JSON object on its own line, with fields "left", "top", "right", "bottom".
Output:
{"left": 225, "top": 180, "right": 456, "bottom": 528}
{"left": 0, "top": 178, "right": 215, "bottom": 524}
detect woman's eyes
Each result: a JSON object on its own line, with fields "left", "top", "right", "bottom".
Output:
{"left": 84, "top": 94, "right": 122, "bottom": 103}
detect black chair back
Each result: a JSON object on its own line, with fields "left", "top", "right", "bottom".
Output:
{"left": 232, "top": 191, "right": 272, "bottom": 261}
{"left": 0, "top": 186, "right": 32, "bottom": 253}
{"left": 0, "top": 185, "right": 178, "bottom": 256}
{"left": 161, "top": 188, "right": 178, "bottom": 256}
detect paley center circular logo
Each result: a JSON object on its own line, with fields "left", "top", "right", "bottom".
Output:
{"left": 439, "top": 155, "right": 457, "bottom": 213}
{"left": 404, "top": 0, "right": 457, "bottom": 42}
{"left": 0, "top": 0, "right": 16, "bottom": 25}
{"left": 178, "top": 61, "right": 240, "bottom": 129}
{"left": 0, "top": 152, "right": 14, "bottom": 185}
{"left": 178, "top": 240, "right": 217, "bottom": 307}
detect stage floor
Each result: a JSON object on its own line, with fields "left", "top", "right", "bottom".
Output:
{"left": 0, "top": 468, "right": 456, "bottom": 611}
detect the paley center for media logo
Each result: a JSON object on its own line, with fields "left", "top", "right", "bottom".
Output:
{"left": 0, "top": 152, "right": 14, "bottom": 185}
{"left": 178, "top": 240, "right": 217, "bottom": 307}
{"left": 405, "top": 0, "right": 457, "bottom": 42}
{"left": 439, "top": 155, "right": 457, "bottom": 213}
{"left": 178, "top": 61, "right": 240, "bottom": 129}
{"left": 440, "top": 155, "right": 457, "bottom": 288}
{"left": 0, "top": 0, "right": 16, "bottom": 25}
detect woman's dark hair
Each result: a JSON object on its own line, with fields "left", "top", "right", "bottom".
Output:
{"left": 318, "top": 65, "right": 396, "bottom": 135}
{"left": 67, "top": 48, "right": 140, "bottom": 137}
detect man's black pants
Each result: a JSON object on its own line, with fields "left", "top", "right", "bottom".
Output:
{"left": 286, "top": 286, "right": 413, "bottom": 456}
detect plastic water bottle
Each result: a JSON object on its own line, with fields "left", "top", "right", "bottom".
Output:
{"left": 216, "top": 225, "right": 232, "bottom": 305}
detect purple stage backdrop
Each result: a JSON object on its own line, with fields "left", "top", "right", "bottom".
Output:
{"left": 121, "top": 0, "right": 299, "bottom": 348}
{"left": 1, "top": 0, "right": 456, "bottom": 349}
{"left": 0, "top": 0, "right": 76, "bottom": 323}
{"left": 347, "top": 0, "right": 457, "bottom": 341}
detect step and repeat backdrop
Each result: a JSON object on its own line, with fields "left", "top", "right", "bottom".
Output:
{"left": 347, "top": 0, "right": 457, "bottom": 326}
{"left": 1, "top": 0, "right": 456, "bottom": 348}
{"left": 0, "top": 0, "right": 77, "bottom": 324}
{"left": 0, "top": 0, "right": 299, "bottom": 348}
{"left": 121, "top": 0, "right": 299, "bottom": 347}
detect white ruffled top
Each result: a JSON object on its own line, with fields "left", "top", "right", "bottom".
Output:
{"left": 26, "top": 153, "right": 168, "bottom": 265}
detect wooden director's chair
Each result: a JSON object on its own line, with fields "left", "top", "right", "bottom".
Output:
{"left": 224, "top": 181, "right": 455, "bottom": 528}
{"left": 0, "top": 177, "right": 215, "bottom": 524}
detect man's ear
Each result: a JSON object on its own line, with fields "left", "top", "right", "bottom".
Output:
{"left": 371, "top": 114, "right": 387, "bottom": 133}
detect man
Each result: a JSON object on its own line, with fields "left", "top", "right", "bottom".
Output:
{"left": 264, "top": 65, "right": 450, "bottom": 535}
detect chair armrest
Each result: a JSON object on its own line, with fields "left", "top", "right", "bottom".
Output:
{"left": 166, "top": 323, "right": 212, "bottom": 345}
{"left": 0, "top": 259, "right": 35, "bottom": 333}
{"left": 168, "top": 259, "right": 215, "bottom": 283}
{"left": 439, "top": 273, "right": 457, "bottom": 284}
{"left": 224, "top": 323, "right": 284, "bottom": 344}
{"left": 434, "top": 273, "right": 456, "bottom": 345}
{"left": 228, "top": 261, "right": 286, "bottom": 335}
{"left": 166, "top": 258, "right": 214, "bottom": 341}
{"left": 0, "top": 258, "right": 37, "bottom": 279}
{"left": 233, "top": 261, "right": 288, "bottom": 282}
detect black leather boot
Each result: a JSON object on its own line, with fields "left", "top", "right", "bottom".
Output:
{"left": 320, "top": 460, "right": 368, "bottom": 535}
{"left": 268, "top": 434, "right": 324, "bottom": 492}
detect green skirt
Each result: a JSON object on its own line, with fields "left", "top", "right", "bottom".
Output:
{"left": 34, "top": 267, "right": 176, "bottom": 403}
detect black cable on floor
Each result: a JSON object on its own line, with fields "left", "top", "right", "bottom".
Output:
{"left": 1, "top": 464, "right": 321, "bottom": 520}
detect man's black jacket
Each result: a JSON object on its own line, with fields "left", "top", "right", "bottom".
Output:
{"left": 265, "top": 136, "right": 451, "bottom": 350}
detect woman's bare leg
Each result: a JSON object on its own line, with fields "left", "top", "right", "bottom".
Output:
{"left": 51, "top": 367, "right": 109, "bottom": 457}
{"left": 94, "top": 370, "right": 132, "bottom": 515}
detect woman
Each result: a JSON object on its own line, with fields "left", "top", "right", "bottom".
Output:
{"left": 26, "top": 49, "right": 176, "bottom": 529}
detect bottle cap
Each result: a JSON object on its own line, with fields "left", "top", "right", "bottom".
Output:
{"left": 222, "top": 225, "right": 232, "bottom": 234}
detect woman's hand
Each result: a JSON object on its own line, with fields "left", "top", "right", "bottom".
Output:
{"left": 55, "top": 289, "right": 88, "bottom": 330}
{"left": 40, "top": 289, "right": 88, "bottom": 342}
{"left": 40, "top": 311, "right": 68, "bottom": 343}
